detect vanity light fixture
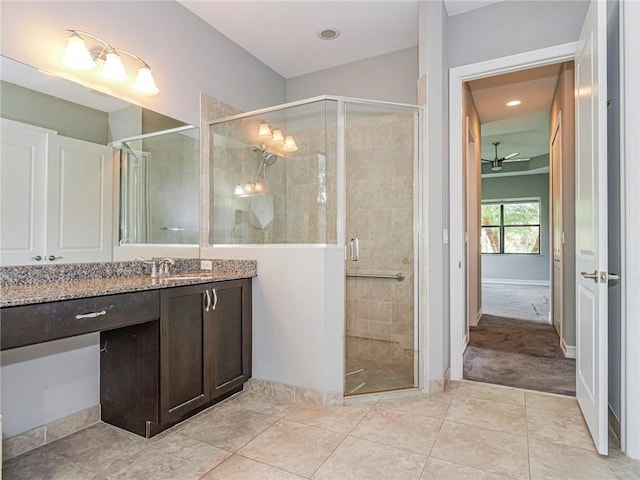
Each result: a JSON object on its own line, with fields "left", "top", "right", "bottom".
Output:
{"left": 506, "top": 99, "right": 522, "bottom": 106}
{"left": 234, "top": 180, "right": 266, "bottom": 197}
{"left": 271, "top": 129, "right": 284, "bottom": 144}
{"left": 256, "top": 123, "right": 297, "bottom": 153}
{"left": 282, "top": 135, "right": 298, "bottom": 152}
{"left": 62, "top": 29, "right": 159, "bottom": 95}
{"left": 100, "top": 52, "right": 127, "bottom": 82}
{"left": 258, "top": 122, "right": 272, "bottom": 138}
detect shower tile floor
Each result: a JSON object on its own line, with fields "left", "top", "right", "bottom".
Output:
{"left": 345, "top": 336, "right": 415, "bottom": 395}
{"left": 345, "top": 356, "right": 414, "bottom": 395}
{"left": 5, "top": 381, "right": 639, "bottom": 479}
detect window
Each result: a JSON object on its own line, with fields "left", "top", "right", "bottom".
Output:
{"left": 481, "top": 201, "right": 540, "bottom": 254}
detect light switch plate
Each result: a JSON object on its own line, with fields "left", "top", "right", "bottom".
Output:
{"left": 200, "top": 260, "right": 213, "bottom": 271}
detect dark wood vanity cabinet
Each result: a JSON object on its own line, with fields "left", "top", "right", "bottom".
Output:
{"left": 210, "top": 279, "right": 252, "bottom": 398}
{"left": 159, "top": 284, "right": 210, "bottom": 425}
{"left": 99, "top": 278, "right": 252, "bottom": 437}
{"left": 159, "top": 279, "right": 252, "bottom": 426}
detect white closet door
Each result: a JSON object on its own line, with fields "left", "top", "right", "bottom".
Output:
{"left": 47, "top": 135, "right": 114, "bottom": 263}
{"left": 0, "top": 119, "right": 51, "bottom": 265}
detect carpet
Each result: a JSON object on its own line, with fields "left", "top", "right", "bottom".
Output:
{"left": 464, "top": 314, "right": 576, "bottom": 396}
{"left": 482, "top": 283, "right": 551, "bottom": 323}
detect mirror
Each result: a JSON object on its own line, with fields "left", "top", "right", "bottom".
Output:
{"left": 0, "top": 55, "right": 200, "bottom": 266}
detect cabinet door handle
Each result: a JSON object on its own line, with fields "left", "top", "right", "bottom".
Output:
{"left": 204, "top": 290, "right": 211, "bottom": 312}
{"left": 212, "top": 288, "right": 218, "bottom": 310}
{"left": 31, "top": 255, "right": 43, "bottom": 261}
{"left": 48, "top": 255, "right": 63, "bottom": 261}
{"left": 75, "top": 310, "right": 107, "bottom": 320}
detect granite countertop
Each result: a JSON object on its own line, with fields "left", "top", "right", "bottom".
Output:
{"left": 0, "top": 259, "right": 257, "bottom": 307}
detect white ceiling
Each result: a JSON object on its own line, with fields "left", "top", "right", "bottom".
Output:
{"left": 179, "top": 0, "right": 421, "bottom": 79}
{"left": 179, "top": 1, "right": 505, "bottom": 79}
{"left": 444, "top": 0, "right": 503, "bottom": 16}
{"left": 179, "top": 0, "right": 553, "bottom": 175}
{"left": 469, "top": 63, "right": 562, "bottom": 163}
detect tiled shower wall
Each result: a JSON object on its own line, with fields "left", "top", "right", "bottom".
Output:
{"left": 208, "top": 103, "right": 337, "bottom": 245}
{"left": 145, "top": 132, "right": 199, "bottom": 244}
{"left": 204, "top": 96, "right": 416, "bottom": 370}
{"left": 345, "top": 112, "right": 415, "bottom": 364}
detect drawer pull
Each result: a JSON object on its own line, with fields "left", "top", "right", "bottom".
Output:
{"left": 212, "top": 289, "right": 218, "bottom": 311}
{"left": 75, "top": 310, "right": 107, "bottom": 320}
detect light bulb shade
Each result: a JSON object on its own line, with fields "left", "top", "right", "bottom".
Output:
{"left": 282, "top": 135, "right": 298, "bottom": 152}
{"left": 258, "top": 122, "right": 272, "bottom": 138}
{"left": 271, "top": 129, "right": 284, "bottom": 144}
{"left": 101, "top": 52, "right": 128, "bottom": 81}
{"left": 134, "top": 67, "right": 159, "bottom": 95}
{"left": 234, "top": 180, "right": 266, "bottom": 197}
{"left": 62, "top": 32, "right": 96, "bottom": 70}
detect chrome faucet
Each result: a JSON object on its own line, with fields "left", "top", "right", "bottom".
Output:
{"left": 136, "top": 256, "right": 158, "bottom": 277}
{"left": 159, "top": 257, "right": 175, "bottom": 275}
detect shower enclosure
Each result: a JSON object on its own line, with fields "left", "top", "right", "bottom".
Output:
{"left": 208, "top": 96, "right": 419, "bottom": 396}
{"left": 118, "top": 126, "right": 200, "bottom": 245}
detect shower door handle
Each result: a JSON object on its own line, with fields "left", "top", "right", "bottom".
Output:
{"left": 349, "top": 237, "right": 360, "bottom": 261}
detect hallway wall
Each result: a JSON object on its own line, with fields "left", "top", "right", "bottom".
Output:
{"left": 463, "top": 83, "right": 482, "bottom": 325}
{"left": 550, "top": 61, "right": 577, "bottom": 353}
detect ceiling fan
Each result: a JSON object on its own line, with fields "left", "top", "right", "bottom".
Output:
{"left": 481, "top": 141, "right": 530, "bottom": 171}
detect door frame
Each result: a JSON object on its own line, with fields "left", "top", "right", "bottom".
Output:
{"left": 621, "top": 0, "right": 640, "bottom": 459}
{"left": 465, "top": 116, "right": 480, "bottom": 333}
{"left": 550, "top": 112, "right": 566, "bottom": 353}
{"left": 448, "top": 41, "right": 577, "bottom": 381}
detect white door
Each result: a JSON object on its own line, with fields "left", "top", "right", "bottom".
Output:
{"left": 0, "top": 119, "right": 51, "bottom": 265}
{"left": 47, "top": 135, "right": 113, "bottom": 263}
{"left": 575, "top": 0, "right": 609, "bottom": 455}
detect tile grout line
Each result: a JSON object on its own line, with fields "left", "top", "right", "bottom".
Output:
{"left": 307, "top": 397, "right": 380, "bottom": 479}
{"left": 525, "top": 393, "right": 533, "bottom": 480}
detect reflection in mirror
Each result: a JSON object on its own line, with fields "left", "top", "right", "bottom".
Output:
{"left": 0, "top": 56, "right": 200, "bottom": 266}
{"left": 118, "top": 126, "right": 200, "bottom": 245}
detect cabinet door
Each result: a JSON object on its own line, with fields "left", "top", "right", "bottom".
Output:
{"left": 160, "top": 284, "right": 210, "bottom": 424}
{"left": 0, "top": 119, "right": 51, "bottom": 265}
{"left": 47, "top": 134, "right": 113, "bottom": 263}
{"left": 209, "top": 279, "right": 252, "bottom": 399}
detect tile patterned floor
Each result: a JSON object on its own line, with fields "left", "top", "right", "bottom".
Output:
{"left": 4, "top": 381, "right": 640, "bottom": 480}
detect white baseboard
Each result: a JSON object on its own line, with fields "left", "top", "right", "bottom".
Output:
{"left": 482, "top": 278, "right": 550, "bottom": 286}
{"left": 561, "top": 338, "right": 576, "bottom": 359}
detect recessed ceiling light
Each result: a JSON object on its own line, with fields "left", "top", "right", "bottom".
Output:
{"left": 317, "top": 28, "right": 340, "bottom": 40}
{"left": 506, "top": 100, "right": 522, "bottom": 106}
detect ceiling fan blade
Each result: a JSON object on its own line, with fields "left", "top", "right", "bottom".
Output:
{"left": 481, "top": 158, "right": 491, "bottom": 163}
{"left": 504, "top": 152, "right": 520, "bottom": 160}
{"left": 503, "top": 157, "right": 530, "bottom": 163}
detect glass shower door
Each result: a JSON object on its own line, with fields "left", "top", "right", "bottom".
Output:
{"left": 344, "top": 102, "right": 418, "bottom": 395}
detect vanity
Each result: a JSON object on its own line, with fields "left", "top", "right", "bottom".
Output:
{"left": 0, "top": 260, "right": 255, "bottom": 438}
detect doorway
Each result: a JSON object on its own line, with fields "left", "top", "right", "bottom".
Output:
{"left": 459, "top": 62, "right": 576, "bottom": 396}
{"left": 449, "top": 48, "right": 581, "bottom": 389}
